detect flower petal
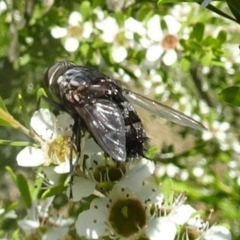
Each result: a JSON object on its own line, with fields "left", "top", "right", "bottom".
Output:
{"left": 30, "top": 109, "right": 56, "bottom": 141}
{"left": 83, "top": 138, "right": 102, "bottom": 154}
{"left": 76, "top": 209, "right": 106, "bottom": 239}
{"left": 64, "top": 37, "right": 79, "bottom": 52}
{"left": 90, "top": 196, "right": 110, "bottom": 216}
{"left": 136, "top": 183, "right": 163, "bottom": 206}
{"left": 18, "top": 219, "right": 40, "bottom": 233}
{"left": 54, "top": 161, "right": 71, "bottom": 174}
{"left": 169, "top": 204, "right": 196, "bottom": 225}
{"left": 68, "top": 177, "right": 96, "bottom": 202}
{"left": 16, "top": 146, "right": 45, "bottom": 167}
{"left": 51, "top": 26, "right": 67, "bottom": 39}
{"left": 146, "top": 217, "right": 176, "bottom": 240}
{"left": 119, "top": 158, "right": 155, "bottom": 191}
{"left": 146, "top": 45, "right": 164, "bottom": 62}
{"left": 68, "top": 11, "right": 82, "bottom": 25}
{"left": 55, "top": 112, "right": 74, "bottom": 136}
{"left": 204, "top": 225, "right": 232, "bottom": 240}
{"left": 162, "top": 50, "right": 177, "bottom": 66}
{"left": 43, "top": 226, "right": 69, "bottom": 240}
{"left": 112, "top": 46, "right": 128, "bottom": 63}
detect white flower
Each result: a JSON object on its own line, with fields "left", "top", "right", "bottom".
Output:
{"left": 112, "top": 45, "right": 128, "bottom": 63}
{"left": 95, "top": 16, "right": 119, "bottom": 43}
{"left": 75, "top": 184, "right": 177, "bottom": 240}
{"left": 0, "top": 1, "right": 7, "bottom": 14}
{"left": 186, "top": 214, "right": 232, "bottom": 240}
{"left": 69, "top": 144, "right": 155, "bottom": 201}
{"left": 51, "top": 11, "right": 93, "bottom": 52}
{"left": 145, "top": 14, "right": 180, "bottom": 66}
{"left": 18, "top": 197, "right": 73, "bottom": 238}
{"left": 16, "top": 108, "right": 76, "bottom": 174}
{"left": 202, "top": 120, "right": 231, "bottom": 150}
{"left": 95, "top": 15, "right": 128, "bottom": 63}
{"left": 201, "top": 225, "right": 232, "bottom": 240}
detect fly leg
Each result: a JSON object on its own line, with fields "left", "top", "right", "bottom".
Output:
{"left": 69, "top": 118, "right": 82, "bottom": 199}
{"left": 37, "top": 95, "right": 65, "bottom": 112}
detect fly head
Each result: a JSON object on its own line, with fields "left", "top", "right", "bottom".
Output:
{"left": 44, "top": 61, "right": 76, "bottom": 99}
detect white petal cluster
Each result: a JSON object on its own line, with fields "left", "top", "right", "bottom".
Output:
{"left": 16, "top": 109, "right": 76, "bottom": 174}
{"left": 18, "top": 197, "right": 73, "bottom": 239}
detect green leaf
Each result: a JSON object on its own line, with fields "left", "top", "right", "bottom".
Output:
{"left": 41, "top": 185, "right": 67, "bottom": 198}
{"left": 37, "top": 88, "right": 49, "bottom": 109}
{"left": 219, "top": 86, "right": 240, "bottom": 106}
{"left": 17, "top": 94, "right": 30, "bottom": 127}
{"left": 201, "top": 51, "right": 213, "bottom": 65}
{"left": 145, "top": 145, "right": 158, "bottom": 159}
{"left": 0, "top": 139, "right": 34, "bottom": 147}
{"left": 5, "top": 166, "right": 17, "bottom": 184}
{"left": 161, "top": 178, "right": 174, "bottom": 202}
{"left": 217, "top": 30, "right": 227, "bottom": 43}
{"left": 5, "top": 202, "right": 19, "bottom": 212}
{"left": 80, "top": 42, "right": 90, "bottom": 58}
{"left": 158, "top": 0, "right": 196, "bottom": 3}
{"left": 206, "top": 3, "right": 238, "bottom": 24}
{"left": 16, "top": 173, "right": 32, "bottom": 208}
{"left": 32, "top": 168, "right": 44, "bottom": 200}
{"left": 180, "top": 57, "right": 191, "bottom": 72}
{"left": 226, "top": 0, "right": 240, "bottom": 24}
{"left": 115, "top": 11, "right": 125, "bottom": 26}
{"left": 80, "top": 1, "right": 91, "bottom": 20}
{"left": 190, "top": 22, "right": 205, "bottom": 41}
{"left": 0, "top": 108, "right": 19, "bottom": 128}
{"left": 0, "top": 95, "right": 8, "bottom": 112}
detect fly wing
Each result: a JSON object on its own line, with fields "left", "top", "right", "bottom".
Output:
{"left": 75, "top": 99, "right": 126, "bottom": 161}
{"left": 123, "top": 89, "right": 206, "bottom": 131}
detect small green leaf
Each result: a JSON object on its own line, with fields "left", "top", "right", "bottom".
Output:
{"left": 0, "top": 108, "right": 20, "bottom": 128}
{"left": 16, "top": 173, "right": 32, "bottom": 208}
{"left": 0, "top": 95, "right": 8, "bottom": 112}
{"left": 206, "top": 3, "right": 238, "bottom": 24}
{"left": 17, "top": 94, "right": 30, "bottom": 127}
{"left": 201, "top": 51, "right": 213, "bottom": 66}
{"left": 0, "top": 139, "right": 34, "bottom": 147}
{"left": 226, "top": 0, "right": 240, "bottom": 24}
{"left": 115, "top": 11, "right": 125, "bottom": 26}
{"left": 145, "top": 145, "right": 158, "bottom": 159}
{"left": 180, "top": 57, "right": 191, "bottom": 72}
{"left": 41, "top": 185, "right": 67, "bottom": 198}
{"left": 190, "top": 22, "right": 205, "bottom": 41}
{"left": 80, "top": 1, "right": 91, "bottom": 20}
{"left": 32, "top": 168, "right": 44, "bottom": 200}
{"left": 217, "top": 30, "right": 227, "bottom": 43}
{"left": 161, "top": 178, "right": 174, "bottom": 202}
{"left": 37, "top": 88, "right": 49, "bottom": 109}
{"left": 5, "top": 166, "right": 17, "bottom": 184}
{"left": 219, "top": 86, "right": 240, "bottom": 106}
{"left": 5, "top": 202, "right": 19, "bottom": 212}
{"left": 80, "top": 42, "right": 90, "bottom": 58}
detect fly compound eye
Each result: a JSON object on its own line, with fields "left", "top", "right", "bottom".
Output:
{"left": 44, "top": 61, "right": 76, "bottom": 87}
{"left": 45, "top": 63, "right": 63, "bottom": 87}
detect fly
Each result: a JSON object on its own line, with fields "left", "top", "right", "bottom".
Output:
{"left": 44, "top": 60, "right": 205, "bottom": 163}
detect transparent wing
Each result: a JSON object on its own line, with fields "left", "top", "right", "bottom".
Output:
{"left": 75, "top": 99, "right": 126, "bottom": 161}
{"left": 123, "top": 89, "right": 206, "bottom": 131}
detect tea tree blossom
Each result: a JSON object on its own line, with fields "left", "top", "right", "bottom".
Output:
{"left": 16, "top": 108, "right": 77, "bottom": 174}
{"left": 75, "top": 184, "right": 177, "bottom": 240}
{"left": 69, "top": 149, "right": 155, "bottom": 201}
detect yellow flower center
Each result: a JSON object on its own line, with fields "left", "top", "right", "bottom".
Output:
{"left": 68, "top": 26, "right": 83, "bottom": 38}
{"left": 47, "top": 136, "right": 76, "bottom": 165}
